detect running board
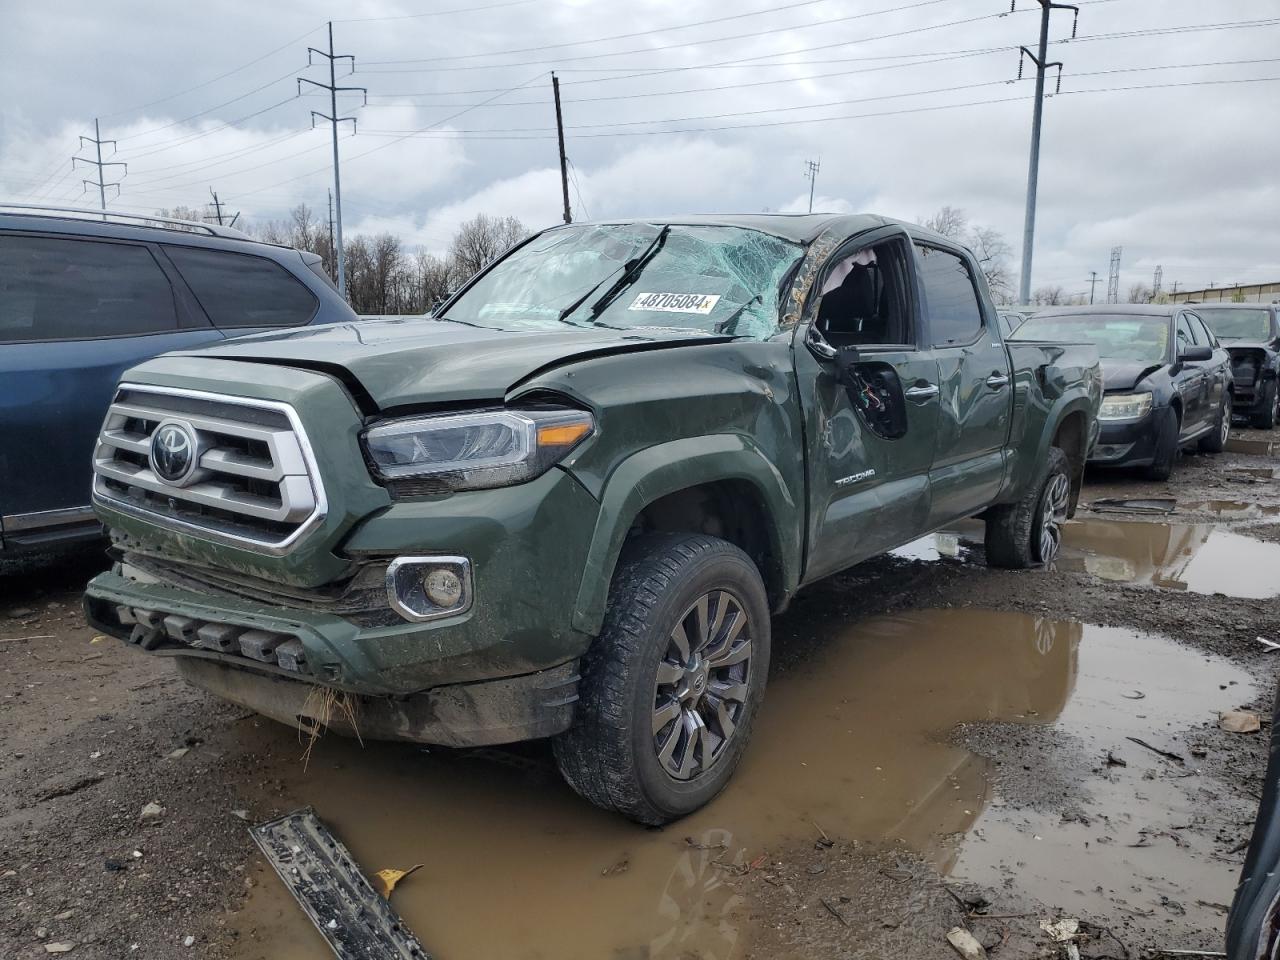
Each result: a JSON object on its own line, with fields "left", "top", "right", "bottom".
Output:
{"left": 251, "top": 807, "right": 430, "bottom": 959}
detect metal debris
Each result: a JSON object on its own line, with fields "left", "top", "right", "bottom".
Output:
{"left": 251, "top": 807, "right": 430, "bottom": 960}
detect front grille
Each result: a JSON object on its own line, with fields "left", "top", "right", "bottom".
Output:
{"left": 92, "top": 384, "right": 326, "bottom": 554}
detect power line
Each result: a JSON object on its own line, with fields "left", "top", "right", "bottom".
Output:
{"left": 115, "top": 66, "right": 304, "bottom": 145}
{"left": 98, "top": 26, "right": 323, "bottom": 122}
{"left": 362, "top": 0, "right": 871, "bottom": 65}
{"left": 348, "top": 74, "right": 1280, "bottom": 141}
{"left": 356, "top": 4, "right": 1029, "bottom": 73}
{"left": 333, "top": 0, "right": 539, "bottom": 24}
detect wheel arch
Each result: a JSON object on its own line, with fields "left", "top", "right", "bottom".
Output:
{"left": 570, "top": 435, "right": 802, "bottom": 636}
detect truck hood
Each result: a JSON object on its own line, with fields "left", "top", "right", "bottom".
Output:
{"left": 180, "top": 317, "right": 729, "bottom": 410}
{"left": 1101, "top": 358, "right": 1164, "bottom": 391}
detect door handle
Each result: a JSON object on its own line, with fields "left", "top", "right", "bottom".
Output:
{"left": 904, "top": 383, "right": 939, "bottom": 402}
{"left": 986, "top": 373, "right": 1010, "bottom": 389}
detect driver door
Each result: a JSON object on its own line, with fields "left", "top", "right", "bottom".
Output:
{"left": 793, "top": 228, "right": 940, "bottom": 583}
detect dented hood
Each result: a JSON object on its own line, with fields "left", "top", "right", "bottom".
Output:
{"left": 179, "top": 317, "right": 727, "bottom": 409}
{"left": 1100, "top": 358, "right": 1164, "bottom": 391}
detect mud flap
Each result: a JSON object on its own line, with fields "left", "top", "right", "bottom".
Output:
{"left": 251, "top": 807, "right": 430, "bottom": 959}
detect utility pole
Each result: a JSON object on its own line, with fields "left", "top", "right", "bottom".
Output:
{"left": 804, "top": 159, "right": 821, "bottom": 213}
{"left": 552, "top": 73, "right": 572, "bottom": 224}
{"left": 327, "top": 188, "right": 337, "bottom": 281}
{"left": 74, "top": 119, "right": 127, "bottom": 214}
{"left": 1152, "top": 264, "right": 1163, "bottom": 300}
{"left": 1106, "top": 246, "right": 1122, "bottom": 304}
{"left": 1087, "top": 270, "right": 1099, "bottom": 304}
{"left": 207, "top": 187, "right": 226, "bottom": 225}
{"left": 1014, "top": 0, "right": 1078, "bottom": 305}
{"left": 299, "top": 22, "right": 366, "bottom": 300}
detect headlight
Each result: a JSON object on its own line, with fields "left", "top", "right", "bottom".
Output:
{"left": 1098, "top": 393, "right": 1153, "bottom": 420}
{"left": 363, "top": 407, "right": 594, "bottom": 491}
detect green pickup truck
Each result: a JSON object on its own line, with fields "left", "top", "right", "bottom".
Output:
{"left": 84, "top": 214, "right": 1100, "bottom": 824}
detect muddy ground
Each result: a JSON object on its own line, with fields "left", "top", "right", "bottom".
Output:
{"left": 2, "top": 424, "right": 1278, "bottom": 960}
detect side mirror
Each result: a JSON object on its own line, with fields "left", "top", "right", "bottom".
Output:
{"left": 1178, "top": 345, "right": 1213, "bottom": 363}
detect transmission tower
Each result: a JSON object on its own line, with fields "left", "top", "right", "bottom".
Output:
{"left": 1152, "top": 265, "right": 1163, "bottom": 300}
{"left": 299, "top": 22, "right": 366, "bottom": 300}
{"left": 1106, "top": 246, "right": 1122, "bottom": 304}
{"left": 74, "top": 119, "right": 127, "bottom": 212}
{"left": 1014, "top": 0, "right": 1078, "bottom": 305}
{"left": 804, "top": 159, "right": 821, "bottom": 213}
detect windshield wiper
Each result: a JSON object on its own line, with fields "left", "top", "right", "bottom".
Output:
{"left": 584, "top": 225, "right": 671, "bottom": 322}
{"left": 714, "top": 295, "right": 762, "bottom": 336}
{"left": 556, "top": 271, "right": 619, "bottom": 324}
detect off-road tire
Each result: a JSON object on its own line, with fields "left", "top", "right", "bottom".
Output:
{"left": 554, "top": 533, "right": 771, "bottom": 825}
{"left": 984, "top": 446, "right": 1071, "bottom": 569}
{"left": 1199, "top": 391, "right": 1232, "bottom": 453}
{"left": 1144, "top": 406, "right": 1180, "bottom": 481}
{"left": 1252, "top": 381, "right": 1278, "bottom": 430}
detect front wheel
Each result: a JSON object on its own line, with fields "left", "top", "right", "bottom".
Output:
{"left": 554, "top": 533, "right": 771, "bottom": 825}
{"left": 1199, "top": 391, "right": 1232, "bottom": 453}
{"left": 1145, "top": 406, "right": 1180, "bottom": 481}
{"left": 984, "top": 446, "right": 1072, "bottom": 568}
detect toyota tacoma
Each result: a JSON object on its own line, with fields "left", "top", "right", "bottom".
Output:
{"left": 83, "top": 214, "right": 1100, "bottom": 824}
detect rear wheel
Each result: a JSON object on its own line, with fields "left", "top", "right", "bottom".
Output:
{"left": 554, "top": 533, "right": 770, "bottom": 825}
{"left": 1145, "top": 406, "right": 1180, "bottom": 481}
{"left": 1252, "top": 381, "right": 1278, "bottom": 430}
{"left": 985, "top": 446, "right": 1071, "bottom": 568}
{"left": 1199, "top": 392, "right": 1232, "bottom": 453}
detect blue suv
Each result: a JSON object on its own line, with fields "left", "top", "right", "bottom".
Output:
{"left": 0, "top": 204, "right": 358, "bottom": 557}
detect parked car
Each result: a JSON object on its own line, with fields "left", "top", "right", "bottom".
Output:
{"left": 82, "top": 213, "right": 1100, "bottom": 824}
{"left": 0, "top": 204, "right": 358, "bottom": 557}
{"left": 998, "top": 308, "right": 1033, "bottom": 337}
{"left": 1012, "top": 303, "right": 1233, "bottom": 480}
{"left": 1193, "top": 303, "right": 1280, "bottom": 429}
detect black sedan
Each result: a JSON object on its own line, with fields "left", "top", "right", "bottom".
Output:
{"left": 1012, "top": 304, "right": 1234, "bottom": 480}
{"left": 1195, "top": 303, "right": 1280, "bottom": 429}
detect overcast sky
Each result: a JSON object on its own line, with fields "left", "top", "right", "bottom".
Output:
{"left": 2, "top": 0, "right": 1277, "bottom": 299}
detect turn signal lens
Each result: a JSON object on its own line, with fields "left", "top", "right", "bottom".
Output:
{"left": 537, "top": 421, "right": 592, "bottom": 447}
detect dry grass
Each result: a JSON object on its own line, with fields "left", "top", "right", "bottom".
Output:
{"left": 296, "top": 685, "right": 363, "bottom": 767}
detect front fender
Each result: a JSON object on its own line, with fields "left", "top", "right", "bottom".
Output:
{"left": 570, "top": 434, "right": 800, "bottom": 634}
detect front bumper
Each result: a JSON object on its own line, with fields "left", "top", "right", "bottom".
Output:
{"left": 1088, "top": 410, "right": 1162, "bottom": 467}
{"left": 85, "top": 464, "right": 601, "bottom": 698}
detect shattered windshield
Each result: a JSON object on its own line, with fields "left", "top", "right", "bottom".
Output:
{"left": 1013, "top": 313, "right": 1170, "bottom": 363}
{"left": 1196, "top": 307, "right": 1271, "bottom": 341}
{"left": 438, "top": 223, "right": 804, "bottom": 339}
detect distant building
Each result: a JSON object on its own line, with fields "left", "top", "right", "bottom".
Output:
{"left": 1168, "top": 281, "right": 1280, "bottom": 304}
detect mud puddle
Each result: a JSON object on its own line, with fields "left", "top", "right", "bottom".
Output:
{"left": 894, "top": 516, "right": 1280, "bottom": 598}
{"left": 231, "top": 609, "right": 1251, "bottom": 960}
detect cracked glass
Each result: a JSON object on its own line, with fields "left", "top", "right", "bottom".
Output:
{"left": 440, "top": 223, "right": 804, "bottom": 340}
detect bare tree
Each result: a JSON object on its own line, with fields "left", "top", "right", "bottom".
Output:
{"left": 921, "top": 205, "right": 968, "bottom": 239}
{"left": 1031, "top": 285, "right": 1065, "bottom": 306}
{"left": 1127, "top": 283, "right": 1153, "bottom": 303}
{"left": 922, "top": 206, "right": 1014, "bottom": 304}
{"left": 969, "top": 225, "right": 1013, "bottom": 303}
{"left": 449, "top": 214, "right": 528, "bottom": 280}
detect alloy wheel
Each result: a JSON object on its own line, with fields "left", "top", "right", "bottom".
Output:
{"left": 1037, "top": 472, "right": 1070, "bottom": 563}
{"left": 1221, "top": 395, "right": 1232, "bottom": 444}
{"left": 652, "top": 590, "right": 753, "bottom": 781}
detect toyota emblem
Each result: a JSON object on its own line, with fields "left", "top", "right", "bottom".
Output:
{"left": 149, "top": 421, "right": 199, "bottom": 485}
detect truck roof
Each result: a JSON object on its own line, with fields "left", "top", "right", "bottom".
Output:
{"left": 563, "top": 212, "right": 946, "bottom": 245}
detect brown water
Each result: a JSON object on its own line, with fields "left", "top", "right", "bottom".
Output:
{"left": 1058, "top": 517, "right": 1280, "bottom": 597}
{"left": 894, "top": 516, "right": 1280, "bottom": 598}
{"left": 231, "top": 609, "right": 1251, "bottom": 960}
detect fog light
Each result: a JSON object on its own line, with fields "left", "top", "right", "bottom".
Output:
{"left": 424, "top": 568, "right": 463, "bottom": 607}
{"left": 386, "top": 556, "right": 473, "bottom": 623}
